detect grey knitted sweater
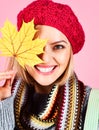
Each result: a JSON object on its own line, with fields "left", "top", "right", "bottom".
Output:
{"left": 0, "top": 79, "right": 21, "bottom": 130}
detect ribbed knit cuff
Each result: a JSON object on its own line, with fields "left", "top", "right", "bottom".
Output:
{"left": 0, "top": 96, "right": 15, "bottom": 130}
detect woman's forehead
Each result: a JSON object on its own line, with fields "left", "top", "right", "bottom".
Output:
{"left": 35, "top": 25, "right": 68, "bottom": 42}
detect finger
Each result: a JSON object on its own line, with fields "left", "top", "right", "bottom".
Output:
{"left": 0, "top": 70, "right": 15, "bottom": 81}
{"left": 0, "top": 75, "right": 12, "bottom": 80}
{"left": 11, "top": 71, "right": 16, "bottom": 84}
{"left": 3, "top": 79, "right": 12, "bottom": 88}
{"left": 0, "top": 70, "right": 14, "bottom": 76}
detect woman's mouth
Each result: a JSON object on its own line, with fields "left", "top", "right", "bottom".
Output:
{"left": 35, "top": 65, "right": 57, "bottom": 74}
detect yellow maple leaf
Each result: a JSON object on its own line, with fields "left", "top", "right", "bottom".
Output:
{"left": 0, "top": 20, "right": 47, "bottom": 68}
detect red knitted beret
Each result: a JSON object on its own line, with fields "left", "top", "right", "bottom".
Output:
{"left": 17, "top": 0, "right": 85, "bottom": 54}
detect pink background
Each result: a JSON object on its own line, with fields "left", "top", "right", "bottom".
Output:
{"left": 0, "top": 0, "right": 99, "bottom": 88}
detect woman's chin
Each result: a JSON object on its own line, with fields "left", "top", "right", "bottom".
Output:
{"left": 36, "top": 81, "right": 54, "bottom": 86}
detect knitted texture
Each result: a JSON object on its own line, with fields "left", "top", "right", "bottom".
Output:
{"left": 17, "top": 0, "right": 85, "bottom": 54}
{"left": 0, "top": 97, "right": 15, "bottom": 130}
{"left": 14, "top": 73, "right": 86, "bottom": 130}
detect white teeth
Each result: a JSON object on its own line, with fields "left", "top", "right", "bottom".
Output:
{"left": 36, "top": 66, "right": 54, "bottom": 73}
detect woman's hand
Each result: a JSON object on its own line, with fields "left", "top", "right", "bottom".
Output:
{"left": 0, "top": 70, "right": 15, "bottom": 101}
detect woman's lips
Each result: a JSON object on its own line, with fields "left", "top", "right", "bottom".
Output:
{"left": 34, "top": 65, "right": 57, "bottom": 75}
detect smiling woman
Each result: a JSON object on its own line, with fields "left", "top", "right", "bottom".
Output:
{"left": 25, "top": 25, "right": 71, "bottom": 88}
{"left": 0, "top": 0, "right": 98, "bottom": 130}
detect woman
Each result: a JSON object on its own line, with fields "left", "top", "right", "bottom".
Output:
{"left": 0, "top": 0, "right": 92, "bottom": 130}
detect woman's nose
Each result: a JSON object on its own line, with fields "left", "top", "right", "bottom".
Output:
{"left": 38, "top": 52, "right": 52, "bottom": 63}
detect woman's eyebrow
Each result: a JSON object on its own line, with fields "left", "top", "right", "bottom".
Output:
{"left": 50, "top": 40, "right": 67, "bottom": 45}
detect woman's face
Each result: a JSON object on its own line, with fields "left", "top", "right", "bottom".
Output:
{"left": 25, "top": 25, "right": 71, "bottom": 86}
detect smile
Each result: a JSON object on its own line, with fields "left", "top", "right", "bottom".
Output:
{"left": 35, "top": 65, "right": 57, "bottom": 74}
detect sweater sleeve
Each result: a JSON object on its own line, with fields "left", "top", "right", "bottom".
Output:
{"left": 0, "top": 79, "right": 21, "bottom": 130}
{"left": 0, "top": 96, "right": 15, "bottom": 130}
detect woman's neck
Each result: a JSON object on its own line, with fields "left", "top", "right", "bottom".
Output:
{"left": 34, "top": 84, "right": 53, "bottom": 94}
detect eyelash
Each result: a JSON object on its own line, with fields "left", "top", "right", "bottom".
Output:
{"left": 53, "top": 45, "right": 65, "bottom": 50}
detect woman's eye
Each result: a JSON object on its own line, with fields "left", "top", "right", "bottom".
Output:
{"left": 54, "top": 45, "right": 65, "bottom": 50}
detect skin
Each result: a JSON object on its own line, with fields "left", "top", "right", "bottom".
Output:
{"left": 0, "top": 25, "right": 71, "bottom": 99}
{"left": 26, "top": 25, "right": 71, "bottom": 93}
{"left": 0, "top": 70, "right": 15, "bottom": 100}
